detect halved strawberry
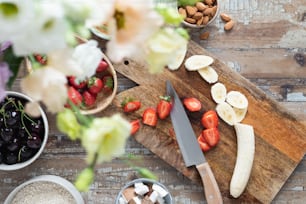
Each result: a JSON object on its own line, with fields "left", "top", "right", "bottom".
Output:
{"left": 183, "top": 97, "right": 202, "bottom": 112}
{"left": 88, "top": 77, "right": 103, "bottom": 94}
{"left": 67, "top": 86, "right": 82, "bottom": 106}
{"left": 102, "top": 75, "right": 114, "bottom": 93}
{"left": 68, "top": 76, "right": 87, "bottom": 89}
{"left": 157, "top": 95, "right": 172, "bottom": 119}
{"left": 142, "top": 108, "right": 158, "bottom": 127}
{"left": 202, "top": 128, "right": 220, "bottom": 147}
{"left": 83, "top": 91, "right": 96, "bottom": 107}
{"left": 96, "top": 60, "right": 109, "bottom": 73}
{"left": 197, "top": 133, "right": 211, "bottom": 152}
{"left": 130, "top": 119, "right": 140, "bottom": 135}
{"left": 123, "top": 101, "right": 141, "bottom": 113}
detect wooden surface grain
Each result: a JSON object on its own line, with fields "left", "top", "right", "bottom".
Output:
{"left": 1, "top": 0, "right": 306, "bottom": 203}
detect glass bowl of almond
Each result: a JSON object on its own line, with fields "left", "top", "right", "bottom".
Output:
{"left": 178, "top": 0, "right": 219, "bottom": 28}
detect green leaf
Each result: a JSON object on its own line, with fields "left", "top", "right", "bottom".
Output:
{"left": 175, "top": 27, "right": 190, "bottom": 40}
{"left": 155, "top": 7, "right": 183, "bottom": 26}
{"left": 3, "top": 46, "right": 23, "bottom": 88}
{"left": 134, "top": 167, "right": 158, "bottom": 180}
{"left": 178, "top": 0, "right": 202, "bottom": 7}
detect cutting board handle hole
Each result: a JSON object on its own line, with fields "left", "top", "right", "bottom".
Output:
{"left": 124, "top": 60, "right": 129, "bottom": 65}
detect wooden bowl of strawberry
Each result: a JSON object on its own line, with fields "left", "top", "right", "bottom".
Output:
{"left": 66, "top": 54, "right": 117, "bottom": 115}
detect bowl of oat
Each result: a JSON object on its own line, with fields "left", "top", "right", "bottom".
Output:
{"left": 4, "top": 175, "right": 84, "bottom": 204}
{"left": 178, "top": 0, "right": 219, "bottom": 28}
{"left": 115, "top": 178, "right": 173, "bottom": 204}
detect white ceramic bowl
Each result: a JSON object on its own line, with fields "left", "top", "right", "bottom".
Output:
{"left": 4, "top": 175, "right": 84, "bottom": 204}
{"left": 0, "top": 91, "right": 48, "bottom": 170}
{"left": 115, "top": 178, "right": 173, "bottom": 204}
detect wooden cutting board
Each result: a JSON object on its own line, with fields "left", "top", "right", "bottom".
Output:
{"left": 102, "top": 40, "right": 306, "bottom": 203}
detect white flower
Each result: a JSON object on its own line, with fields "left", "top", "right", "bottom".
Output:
{"left": 145, "top": 27, "right": 188, "bottom": 73}
{"left": 20, "top": 68, "right": 68, "bottom": 113}
{"left": 46, "top": 48, "right": 83, "bottom": 77}
{"left": 82, "top": 114, "right": 131, "bottom": 164}
{"left": 0, "top": 0, "right": 34, "bottom": 43}
{"left": 24, "top": 101, "right": 41, "bottom": 118}
{"left": 59, "top": 0, "right": 114, "bottom": 28}
{"left": 11, "top": 1, "right": 67, "bottom": 56}
{"left": 104, "top": 0, "right": 163, "bottom": 62}
{"left": 44, "top": 40, "right": 102, "bottom": 81}
{"left": 72, "top": 40, "right": 103, "bottom": 81}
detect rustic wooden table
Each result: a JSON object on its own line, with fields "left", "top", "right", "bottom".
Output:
{"left": 1, "top": 0, "right": 305, "bottom": 203}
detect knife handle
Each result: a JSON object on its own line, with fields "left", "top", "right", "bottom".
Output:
{"left": 196, "top": 163, "right": 223, "bottom": 204}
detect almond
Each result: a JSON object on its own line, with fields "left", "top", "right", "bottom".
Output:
{"left": 224, "top": 20, "right": 235, "bottom": 31}
{"left": 204, "top": 0, "right": 213, "bottom": 6}
{"left": 203, "top": 7, "right": 214, "bottom": 16}
{"left": 196, "top": 2, "right": 207, "bottom": 11}
{"left": 211, "top": 6, "right": 218, "bottom": 17}
{"left": 220, "top": 13, "right": 231, "bottom": 22}
{"left": 193, "top": 12, "right": 203, "bottom": 20}
{"left": 178, "top": 7, "right": 187, "bottom": 18}
{"left": 202, "top": 15, "right": 210, "bottom": 25}
{"left": 185, "top": 17, "right": 196, "bottom": 24}
{"left": 200, "top": 31, "right": 210, "bottom": 40}
{"left": 197, "top": 16, "right": 204, "bottom": 25}
{"left": 186, "top": 6, "right": 197, "bottom": 17}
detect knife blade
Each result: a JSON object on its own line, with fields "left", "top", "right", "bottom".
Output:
{"left": 166, "top": 80, "right": 223, "bottom": 204}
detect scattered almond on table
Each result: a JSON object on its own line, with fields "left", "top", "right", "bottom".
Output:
{"left": 200, "top": 31, "right": 210, "bottom": 40}
{"left": 220, "top": 12, "right": 235, "bottom": 31}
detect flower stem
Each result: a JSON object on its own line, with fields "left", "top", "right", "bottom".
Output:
{"left": 68, "top": 100, "right": 91, "bottom": 127}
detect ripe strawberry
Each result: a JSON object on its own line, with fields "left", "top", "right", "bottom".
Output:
{"left": 183, "top": 97, "right": 202, "bottom": 112}
{"left": 202, "top": 128, "right": 220, "bottom": 147}
{"left": 123, "top": 101, "right": 141, "bottom": 113}
{"left": 83, "top": 91, "right": 96, "bottom": 107}
{"left": 157, "top": 96, "right": 172, "bottom": 119}
{"left": 102, "top": 75, "right": 114, "bottom": 93}
{"left": 197, "top": 133, "right": 211, "bottom": 152}
{"left": 96, "top": 60, "right": 109, "bottom": 73}
{"left": 142, "top": 108, "right": 158, "bottom": 127}
{"left": 67, "top": 86, "right": 82, "bottom": 106}
{"left": 130, "top": 119, "right": 140, "bottom": 135}
{"left": 88, "top": 77, "right": 103, "bottom": 94}
{"left": 34, "top": 54, "right": 47, "bottom": 65}
{"left": 68, "top": 76, "right": 87, "bottom": 89}
{"left": 201, "top": 110, "right": 218, "bottom": 129}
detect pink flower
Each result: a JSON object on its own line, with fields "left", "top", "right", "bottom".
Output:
{"left": 0, "top": 62, "right": 12, "bottom": 101}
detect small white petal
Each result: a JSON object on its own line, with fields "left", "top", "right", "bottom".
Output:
{"left": 25, "top": 102, "right": 41, "bottom": 118}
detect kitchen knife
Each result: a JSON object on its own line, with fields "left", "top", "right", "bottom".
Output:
{"left": 166, "top": 80, "right": 223, "bottom": 204}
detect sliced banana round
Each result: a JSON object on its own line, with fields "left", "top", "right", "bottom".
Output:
{"left": 226, "top": 91, "right": 248, "bottom": 109}
{"left": 233, "top": 107, "right": 248, "bottom": 123}
{"left": 184, "top": 55, "right": 214, "bottom": 71}
{"left": 197, "top": 66, "right": 218, "bottom": 84}
{"left": 216, "top": 102, "right": 237, "bottom": 126}
{"left": 211, "top": 82, "right": 227, "bottom": 104}
{"left": 167, "top": 44, "right": 187, "bottom": 70}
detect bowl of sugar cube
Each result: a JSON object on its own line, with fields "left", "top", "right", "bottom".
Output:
{"left": 115, "top": 178, "right": 172, "bottom": 204}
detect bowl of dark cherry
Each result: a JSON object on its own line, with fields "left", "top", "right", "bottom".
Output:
{"left": 0, "top": 91, "right": 48, "bottom": 170}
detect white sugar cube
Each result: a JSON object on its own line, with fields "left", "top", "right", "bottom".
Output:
{"left": 149, "top": 191, "right": 159, "bottom": 203}
{"left": 134, "top": 182, "right": 144, "bottom": 188}
{"left": 134, "top": 184, "right": 149, "bottom": 196}
{"left": 132, "top": 196, "right": 141, "bottom": 204}
{"left": 152, "top": 184, "right": 168, "bottom": 197}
